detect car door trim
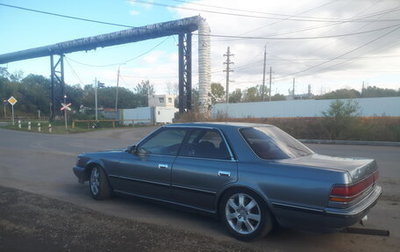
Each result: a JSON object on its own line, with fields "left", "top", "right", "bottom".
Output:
{"left": 172, "top": 184, "right": 217, "bottom": 196}
{"left": 113, "top": 189, "right": 217, "bottom": 215}
{"left": 109, "top": 174, "right": 170, "bottom": 188}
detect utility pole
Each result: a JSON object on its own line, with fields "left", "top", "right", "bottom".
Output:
{"left": 269, "top": 66, "right": 272, "bottom": 101}
{"left": 223, "top": 46, "right": 234, "bottom": 103}
{"left": 362, "top": 81, "right": 365, "bottom": 97}
{"left": 63, "top": 95, "right": 68, "bottom": 130}
{"left": 115, "top": 66, "right": 120, "bottom": 112}
{"left": 292, "top": 78, "right": 296, "bottom": 98}
{"left": 95, "top": 78, "right": 98, "bottom": 121}
{"left": 3, "top": 100, "right": 6, "bottom": 118}
{"left": 262, "top": 45, "right": 267, "bottom": 101}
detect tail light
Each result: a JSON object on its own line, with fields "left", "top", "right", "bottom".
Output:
{"left": 330, "top": 171, "right": 379, "bottom": 203}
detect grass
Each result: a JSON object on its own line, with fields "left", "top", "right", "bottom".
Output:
{"left": 0, "top": 120, "right": 153, "bottom": 134}
{"left": 1, "top": 121, "right": 96, "bottom": 134}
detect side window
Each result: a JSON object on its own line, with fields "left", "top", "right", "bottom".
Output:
{"left": 139, "top": 128, "right": 186, "bottom": 155}
{"left": 180, "top": 129, "right": 231, "bottom": 160}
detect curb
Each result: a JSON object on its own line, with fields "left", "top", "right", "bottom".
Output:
{"left": 300, "top": 139, "right": 400, "bottom": 147}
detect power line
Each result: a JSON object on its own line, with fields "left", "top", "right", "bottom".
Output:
{"left": 171, "top": 0, "right": 337, "bottom": 20}
{"left": 195, "top": 23, "right": 400, "bottom": 40}
{"left": 215, "top": 3, "right": 400, "bottom": 42}
{"left": 66, "top": 36, "right": 171, "bottom": 67}
{"left": 231, "top": 0, "right": 340, "bottom": 38}
{"left": 134, "top": 0, "right": 400, "bottom": 23}
{"left": 64, "top": 57, "right": 84, "bottom": 85}
{"left": 0, "top": 3, "right": 135, "bottom": 28}
{"left": 276, "top": 25, "right": 400, "bottom": 80}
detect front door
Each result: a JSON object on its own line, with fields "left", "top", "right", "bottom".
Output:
{"left": 111, "top": 128, "right": 187, "bottom": 200}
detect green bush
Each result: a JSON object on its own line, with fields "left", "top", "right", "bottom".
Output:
{"left": 321, "top": 100, "right": 361, "bottom": 140}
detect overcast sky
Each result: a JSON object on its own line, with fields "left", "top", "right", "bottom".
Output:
{"left": 1, "top": 0, "right": 400, "bottom": 96}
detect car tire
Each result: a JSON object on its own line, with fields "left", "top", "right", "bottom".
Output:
{"left": 89, "top": 165, "right": 112, "bottom": 200}
{"left": 220, "top": 189, "right": 273, "bottom": 241}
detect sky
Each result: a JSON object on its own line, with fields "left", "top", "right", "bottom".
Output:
{"left": 1, "top": 0, "right": 400, "bottom": 97}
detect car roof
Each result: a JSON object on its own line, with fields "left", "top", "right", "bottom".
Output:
{"left": 164, "top": 122, "right": 273, "bottom": 129}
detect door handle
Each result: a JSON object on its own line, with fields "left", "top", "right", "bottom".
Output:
{"left": 158, "top": 164, "right": 169, "bottom": 169}
{"left": 218, "top": 171, "right": 231, "bottom": 177}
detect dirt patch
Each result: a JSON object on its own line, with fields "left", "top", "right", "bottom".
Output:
{"left": 0, "top": 186, "right": 256, "bottom": 252}
{"left": 379, "top": 178, "right": 400, "bottom": 202}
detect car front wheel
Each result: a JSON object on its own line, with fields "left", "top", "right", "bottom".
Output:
{"left": 89, "top": 166, "right": 112, "bottom": 200}
{"left": 220, "top": 190, "right": 273, "bottom": 241}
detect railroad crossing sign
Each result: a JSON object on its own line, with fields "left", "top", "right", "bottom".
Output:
{"left": 7, "top": 96, "right": 17, "bottom": 106}
{"left": 60, "top": 103, "right": 72, "bottom": 111}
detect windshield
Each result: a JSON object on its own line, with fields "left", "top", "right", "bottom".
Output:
{"left": 240, "top": 126, "right": 313, "bottom": 160}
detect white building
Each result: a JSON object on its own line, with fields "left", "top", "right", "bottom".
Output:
{"left": 121, "top": 94, "right": 178, "bottom": 125}
{"left": 148, "top": 94, "right": 175, "bottom": 108}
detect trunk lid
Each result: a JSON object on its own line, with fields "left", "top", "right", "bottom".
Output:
{"left": 279, "top": 154, "right": 378, "bottom": 183}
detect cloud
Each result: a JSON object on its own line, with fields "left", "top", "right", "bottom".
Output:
{"left": 128, "top": 0, "right": 154, "bottom": 9}
{"left": 129, "top": 10, "right": 140, "bottom": 16}
{"left": 169, "top": 0, "right": 400, "bottom": 94}
{"left": 141, "top": 50, "right": 165, "bottom": 64}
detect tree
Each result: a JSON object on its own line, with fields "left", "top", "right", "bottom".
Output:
{"left": 317, "top": 89, "right": 360, "bottom": 99}
{"left": 271, "top": 94, "right": 286, "bottom": 101}
{"left": 9, "top": 70, "right": 24, "bottom": 82}
{"left": 0, "top": 67, "right": 10, "bottom": 79}
{"left": 229, "top": 88, "right": 242, "bottom": 103}
{"left": 322, "top": 99, "right": 360, "bottom": 139}
{"left": 20, "top": 74, "right": 51, "bottom": 115}
{"left": 210, "top": 82, "right": 225, "bottom": 104}
{"left": 362, "top": 86, "right": 400, "bottom": 98}
{"left": 134, "top": 80, "right": 155, "bottom": 107}
{"left": 134, "top": 80, "right": 154, "bottom": 96}
{"left": 165, "top": 82, "right": 178, "bottom": 95}
{"left": 243, "top": 85, "right": 264, "bottom": 102}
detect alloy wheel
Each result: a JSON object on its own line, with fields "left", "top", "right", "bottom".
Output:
{"left": 225, "top": 193, "right": 261, "bottom": 235}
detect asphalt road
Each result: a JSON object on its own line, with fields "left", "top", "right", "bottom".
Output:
{"left": 0, "top": 127, "right": 399, "bottom": 251}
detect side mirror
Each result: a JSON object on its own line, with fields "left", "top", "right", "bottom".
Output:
{"left": 126, "top": 145, "right": 137, "bottom": 154}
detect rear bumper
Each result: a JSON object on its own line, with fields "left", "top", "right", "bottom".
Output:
{"left": 272, "top": 185, "right": 382, "bottom": 232}
{"left": 324, "top": 185, "right": 382, "bottom": 227}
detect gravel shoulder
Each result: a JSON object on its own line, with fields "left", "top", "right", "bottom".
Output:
{"left": 0, "top": 185, "right": 257, "bottom": 252}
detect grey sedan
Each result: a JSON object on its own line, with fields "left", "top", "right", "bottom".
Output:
{"left": 73, "top": 122, "right": 381, "bottom": 240}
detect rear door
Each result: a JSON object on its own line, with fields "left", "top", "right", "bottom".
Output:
{"left": 171, "top": 128, "right": 238, "bottom": 212}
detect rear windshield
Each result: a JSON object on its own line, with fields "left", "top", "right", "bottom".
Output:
{"left": 240, "top": 126, "right": 313, "bottom": 160}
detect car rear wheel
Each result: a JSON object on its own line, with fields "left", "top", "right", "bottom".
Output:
{"left": 220, "top": 189, "right": 273, "bottom": 241}
{"left": 89, "top": 166, "right": 112, "bottom": 200}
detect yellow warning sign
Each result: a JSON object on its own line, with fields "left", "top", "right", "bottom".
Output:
{"left": 7, "top": 96, "right": 17, "bottom": 106}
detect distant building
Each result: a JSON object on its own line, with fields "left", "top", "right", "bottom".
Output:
{"left": 148, "top": 94, "right": 175, "bottom": 108}
{"left": 286, "top": 84, "right": 313, "bottom": 100}
{"left": 120, "top": 94, "right": 178, "bottom": 125}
